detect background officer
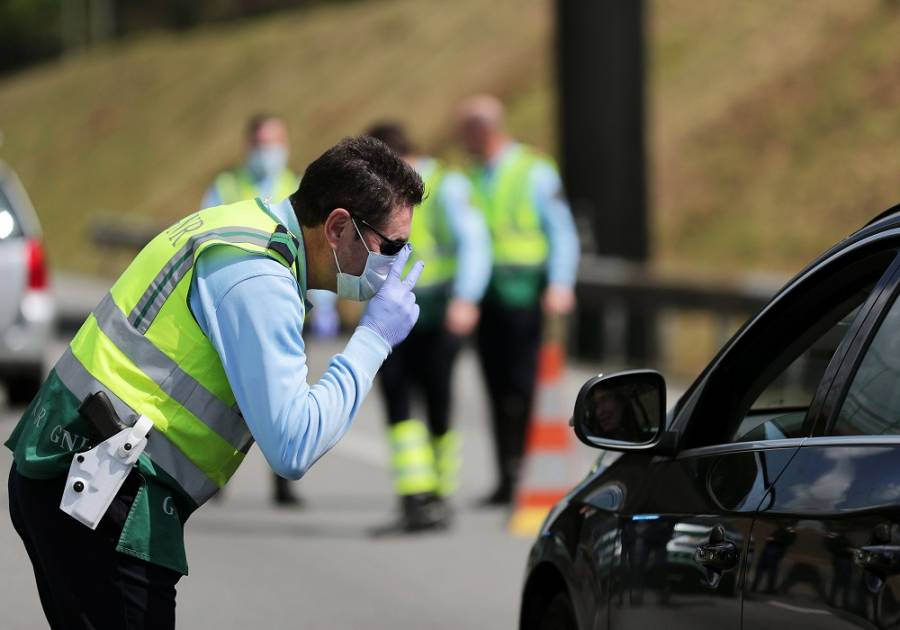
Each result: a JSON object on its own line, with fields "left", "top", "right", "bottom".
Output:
{"left": 456, "top": 94, "right": 580, "bottom": 506}
{"left": 367, "top": 122, "right": 491, "bottom": 532}
{"left": 201, "top": 113, "right": 337, "bottom": 505}
{"left": 6, "top": 136, "right": 424, "bottom": 629}
{"left": 201, "top": 113, "right": 298, "bottom": 208}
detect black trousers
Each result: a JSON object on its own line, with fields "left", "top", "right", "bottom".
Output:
{"left": 379, "top": 325, "right": 462, "bottom": 435}
{"left": 475, "top": 300, "right": 542, "bottom": 492}
{"left": 7, "top": 465, "right": 181, "bottom": 629}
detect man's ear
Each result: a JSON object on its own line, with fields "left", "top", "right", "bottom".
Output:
{"left": 323, "top": 208, "right": 351, "bottom": 249}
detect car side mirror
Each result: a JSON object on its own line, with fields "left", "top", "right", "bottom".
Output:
{"left": 573, "top": 370, "right": 672, "bottom": 453}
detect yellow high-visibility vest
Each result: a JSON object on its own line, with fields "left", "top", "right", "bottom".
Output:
{"left": 62, "top": 198, "right": 305, "bottom": 506}
{"left": 212, "top": 167, "right": 298, "bottom": 204}
{"left": 406, "top": 160, "right": 456, "bottom": 288}
{"left": 467, "top": 145, "right": 550, "bottom": 268}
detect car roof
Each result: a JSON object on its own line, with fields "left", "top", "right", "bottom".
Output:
{"left": 863, "top": 203, "right": 900, "bottom": 230}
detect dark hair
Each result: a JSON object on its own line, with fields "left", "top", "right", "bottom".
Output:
{"left": 246, "top": 113, "right": 281, "bottom": 139}
{"left": 289, "top": 135, "right": 423, "bottom": 228}
{"left": 366, "top": 121, "right": 414, "bottom": 156}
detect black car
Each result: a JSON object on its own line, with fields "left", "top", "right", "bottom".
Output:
{"left": 521, "top": 207, "right": 900, "bottom": 630}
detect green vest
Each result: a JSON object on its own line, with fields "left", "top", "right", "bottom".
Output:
{"left": 408, "top": 160, "right": 457, "bottom": 328}
{"left": 213, "top": 167, "right": 298, "bottom": 204}
{"left": 467, "top": 145, "right": 550, "bottom": 306}
{"left": 4, "top": 198, "right": 305, "bottom": 575}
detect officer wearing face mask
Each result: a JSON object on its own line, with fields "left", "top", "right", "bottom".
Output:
{"left": 6, "top": 136, "right": 424, "bottom": 629}
{"left": 201, "top": 113, "right": 339, "bottom": 506}
{"left": 201, "top": 113, "right": 298, "bottom": 209}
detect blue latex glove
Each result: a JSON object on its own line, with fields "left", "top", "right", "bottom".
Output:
{"left": 360, "top": 245, "right": 424, "bottom": 347}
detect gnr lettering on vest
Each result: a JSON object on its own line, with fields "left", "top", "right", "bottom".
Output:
{"left": 49, "top": 424, "right": 90, "bottom": 452}
{"left": 33, "top": 403, "right": 48, "bottom": 430}
{"left": 163, "top": 496, "right": 178, "bottom": 517}
{"left": 165, "top": 214, "right": 204, "bottom": 246}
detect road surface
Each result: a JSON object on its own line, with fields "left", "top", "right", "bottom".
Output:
{"left": 1, "top": 330, "right": 610, "bottom": 629}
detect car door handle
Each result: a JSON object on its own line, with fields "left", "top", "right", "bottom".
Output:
{"left": 694, "top": 540, "right": 739, "bottom": 571}
{"left": 855, "top": 545, "right": 900, "bottom": 574}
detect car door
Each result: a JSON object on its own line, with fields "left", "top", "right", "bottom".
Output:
{"left": 592, "top": 246, "right": 900, "bottom": 630}
{"left": 745, "top": 251, "right": 900, "bottom": 629}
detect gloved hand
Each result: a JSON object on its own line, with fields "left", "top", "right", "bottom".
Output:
{"left": 360, "top": 245, "right": 424, "bottom": 347}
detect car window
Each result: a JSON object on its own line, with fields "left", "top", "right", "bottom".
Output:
{"left": 681, "top": 249, "right": 898, "bottom": 449}
{"left": 0, "top": 185, "right": 22, "bottom": 240}
{"left": 731, "top": 302, "right": 864, "bottom": 442}
{"left": 833, "top": 290, "right": 900, "bottom": 435}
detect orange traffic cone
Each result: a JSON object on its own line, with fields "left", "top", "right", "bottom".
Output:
{"left": 508, "top": 317, "right": 578, "bottom": 537}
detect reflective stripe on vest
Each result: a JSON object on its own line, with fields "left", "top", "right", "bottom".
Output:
{"left": 128, "top": 227, "right": 272, "bottom": 333}
{"left": 213, "top": 168, "right": 298, "bottom": 205}
{"left": 55, "top": 348, "right": 220, "bottom": 504}
{"left": 407, "top": 161, "right": 456, "bottom": 288}
{"left": 468, "top": 145, "right": 549, "bottom": 267}
{"left": 58, "top": 198, "right": 304, "bottom": 505}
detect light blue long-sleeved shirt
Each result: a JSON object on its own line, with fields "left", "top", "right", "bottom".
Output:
{"left": 476, "top": 143, "right": 580, "bottom": 287}
{"left": 188, "top": 199, "right": 390, "bottom": 479}
{"left": 416, "top": 158, "right": 491, "bottom": 302}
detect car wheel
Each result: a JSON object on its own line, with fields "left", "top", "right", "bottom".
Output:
{"left": 537, "top": 593, "right": 577, "bottom": 630}
{"left": 6, "top": 368, "right": 43, "bottom": 406}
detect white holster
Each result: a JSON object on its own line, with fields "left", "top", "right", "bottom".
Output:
{"left": 60, "top": 416, "right": 153, "bottom": 529}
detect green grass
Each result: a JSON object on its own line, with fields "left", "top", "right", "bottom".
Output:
{"left": 1, "top": 0, "right": 899, "bottom": 279}
{"left": 0, "top": 0, "right": 554, "bottom": 275}
{"left": 650, "top": 0, "right": 900, "bottom": 274}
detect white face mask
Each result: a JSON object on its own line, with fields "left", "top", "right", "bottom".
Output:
{"left": 247, "top": 145, "right": 288, "bottom": 179}
{"left": 333, "top": 219, "right": 398, "bottom": 301}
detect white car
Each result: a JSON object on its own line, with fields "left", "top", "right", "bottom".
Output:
{"left": 0, "top": 160, "right": 53, "bottom": 405}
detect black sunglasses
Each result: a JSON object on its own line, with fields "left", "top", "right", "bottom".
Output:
{"left": 353, "top": 216, "right": 408, "bottom": 256}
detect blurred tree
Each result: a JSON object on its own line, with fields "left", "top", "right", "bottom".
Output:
{"left": 1, "top": 0, "right": 364, "bottom": 75}
{"left": 0, "top": 0, "right": 62, "bottom": 75}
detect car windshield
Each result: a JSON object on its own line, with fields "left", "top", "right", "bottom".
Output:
{"left": 0, "top": 185, "right": 22, "bottom": 240}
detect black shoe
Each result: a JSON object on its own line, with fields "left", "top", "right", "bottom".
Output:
{"left": 405, "top": 494, "right": 451, "bottom": 531}
{"left": 370, "top": 494, "right": 451, "bottom": 537}
{"left": 476, "top": 484, "right": 514, "bottom": 508}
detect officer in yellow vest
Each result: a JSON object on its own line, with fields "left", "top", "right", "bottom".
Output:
{"left": 366, "top": 122, "right": 491, "bottom": 532}
{"left": 201, "top": 113, "right": 299, "bottom": 209}
{"left": 6, "top": 136, "right": 424, "bottom": 628}
{"left": 201, "top": 114, "right": 338, "bottom": 506}
{"left": 456, "top": 95, "right": 580, "bottom": 506}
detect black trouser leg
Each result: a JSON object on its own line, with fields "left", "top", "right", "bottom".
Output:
{"left": 476, "top": 306, "right": 510, "bottom": 488}
{"left": 379, "top": 325, "right": 463, "bottom": 506}
{"left": 379, "top": 330, "right": 414, "bottom": 426}
{"left": 7, "top": 464, "right": 181, "bottom": 630}
{"left": 418, "top": 329, "right": 462, "bottom": 438}
{"left": 476, "top": 301, "right": 542, "bottom": 494}
{"left": 273, "top": 473, "right": 300, "bottom": 504}
{"left": 380, "top": 327, "right": 462, "bottom": 433}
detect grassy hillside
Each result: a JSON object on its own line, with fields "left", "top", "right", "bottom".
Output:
{"left": 1, "top": 0, "right": 900, "bottom": 278}
{"left": 0, "top": 0, "right": 554, "bottom": 275}
{"left": 652, "top": 0, "right": 900, "bottom": 274}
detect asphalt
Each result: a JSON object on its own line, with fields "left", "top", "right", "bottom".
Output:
{"left": 0, "top": 324, "right": 608, "bottom": 629}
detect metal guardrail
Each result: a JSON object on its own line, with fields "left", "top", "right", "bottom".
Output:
{"left": 574, "top": 255, "right": 787, "bottom": 363}
{"left": 576, "top": 255, "right": 784, "bottom": 313}
{"left": 88, "top": 217, "right": 789, "bottom": 362}
{"left": 89, "top": 215, "right": 159, "bottom": 250}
